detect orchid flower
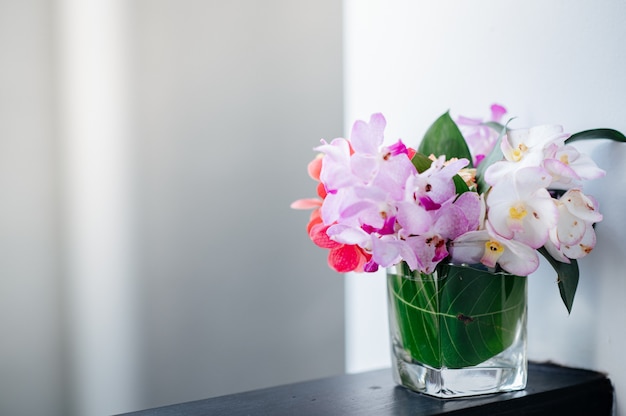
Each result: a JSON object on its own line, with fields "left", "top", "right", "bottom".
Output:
{"left": 405, "top": 156, "right": 469, "bottom": 210}
{"left": 291, "top": 154, "right": 372, "bottom": 273}
{"left": 448, "top": 223, "right": 540, "bottom": 276}
{"left": 370, "top": 235, "right": 421, "bottom": 272}
{"left": 326, "top": 223, "right": 421, "bottom": 272}
{"left": 325, "top": 184, "right": 422, "bottom": 272}
{"left": 398, "top": 191, "right": 482, "bottom": 274}
{"left": 311, "top": 222, "right": 371, "bottom": 272}
{"left": 312, "top": 113, "right": 420, "bottom": 272}
{"left": 543, "top": 189, "right": 602, "bottom": 262}
{"left": 316, "top": 113, "right": 414, "bottom": 190}
{"left": 457, "top": 103, "right": 507, "bottom": 166}
{"left": 543, "top": 143, "right": 606, "bottom": 189}
{"left": 557, "top": 189, "right": 602, "bottom": 242}
{"left": 484, "top": 125, "right": 569, "bottom": 185}
{"left": 486, "top": 167, "right": 558, "bottom": 249}
{"left": 315, "top": 114, "right": 416, "bottom": 226}
{"left": 292, "top": 108, "right": 619, "bottom": 316}
{"left": 561, "top": 222, "right": 597, "bottom": 259}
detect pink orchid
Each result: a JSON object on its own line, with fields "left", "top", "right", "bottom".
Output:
{"left": 326, "top": 223, "right": 421, "bottom": 272}
{"left": 291, "top": 154, "right": 372, "bottom": 273}
{"left": 405, "top": 156, "right": 469, "bottom": 210}
{"left": 315, "top": 114, "right": 416, "bottom": 226}
{"left": 398, "top": 191, "right": 481, "bottom": 274}
{"left": 457, "top": 104, "right": 507, "bottom": 166}
{"left": 311, "top": 113, "right": 421, "bottom": 272}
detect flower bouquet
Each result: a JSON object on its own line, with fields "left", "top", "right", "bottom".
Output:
{"left": 292, "top": 105, "right": 625, "bottom": 397}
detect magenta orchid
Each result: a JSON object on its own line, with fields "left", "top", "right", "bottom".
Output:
{"left": 293, "top": 105, "right": 624, "bottom": 312}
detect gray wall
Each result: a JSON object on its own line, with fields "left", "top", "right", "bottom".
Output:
{"left": 0, "top": 1, "right": 344, "bottom": 415}
{"left": 0, "top": 2, "right": 66, "bottom": 416}
{"left": 129, "top": 0, "right": 345, "bottom": 409}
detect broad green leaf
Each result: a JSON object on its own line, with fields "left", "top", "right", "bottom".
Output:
{"left": 538, "top": 247, "right": 579, "bottom": 314}
{"left": 387, "top": 263, "right": 526, "bottom": 369}
{"left": 418, "top": 112, "right": 473, "bottom": 167}
{"left": 475, "top": 122, "right": 507, "bottom": 194}
{"left": 565, "top": 128, "right": 626, "bottom": 144}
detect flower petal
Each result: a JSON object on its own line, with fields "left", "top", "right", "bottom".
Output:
{"left": 310, "top": 223, "right": 340, "bottom": 249}
{"left": 328, "top": 245, "right": 361, "bottom": 273}
{"left": 396, "top": 201, "right": 431, "bottom": 235}
{"left": 453, "top": 191, "right": 482, "bottom": 231}
{"left": 433, "top": 204, "right": 469, "bottom": 240}
{"left": 371, "top": 236, "right": 401, "bottom": 268}
{"left": 326, "top": 224, "right": 370, "bottom": 246}
{"left": 290, "top": 198, "right": 322, "bottom": 210}
{"left": 498, "top": 238, "right": 539, "bottom": 275}
{"left": 562, "top": 223, "right": 597, "bottom": 259}
{"left": 555, "top": 203, "right": 585, "bottom": 245}
{"left": 543, "top": 227, "right": 571, "bottom": 264}
{"left": 560, "top": 189, "right": 603, "bottom": 223}
{"left": 307, "top": 155, "right": 323, "bottom": 181}
{"left": 350, "top": 113, "right": 386, "bottom": 154}
{"left": 448, "top": 230, "right": 489, "bottom": 265}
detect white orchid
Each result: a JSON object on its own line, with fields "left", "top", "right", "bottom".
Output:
{"left": 485, "top": 167, "right": 558, "bottom": 249}
{"left": 485, "top": 125, "right": 568, "bottom": 185}
{"left": 543, "top": 189, "right": 602, "bottom": 262}
{"left": 543, "top": 143, "right": 606, "bottom": 189}
{"left": 449, "top": 223, "right": 539, "bottom": 276}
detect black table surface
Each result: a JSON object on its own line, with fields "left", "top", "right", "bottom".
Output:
{"left": 119, "top": 362, "right": 613, "bottom": 415}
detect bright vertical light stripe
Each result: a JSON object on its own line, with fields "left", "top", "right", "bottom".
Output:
{"left": 58, "top": 1, "right": 139, "bottom": 414}
{"left": 343, "top": 0, "right": 391, "bottom": 374}
{"left": 345, "top": 271, "right": 391, "bottom": 373}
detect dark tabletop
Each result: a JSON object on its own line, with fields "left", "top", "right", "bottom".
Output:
{"left": 118, "top": 362, "right": 613, "bottom": 416}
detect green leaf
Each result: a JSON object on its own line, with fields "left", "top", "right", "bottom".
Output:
{"left": 565, "top": 128, "right": 626, "bottom": 144}
{"left": 411, "top": 152, "right": 433, "bottom": 173}
{"left": 475, "top": 122, "right": 507, "bottom": 194}
{"left": 418, "top": 111, "right": 473, "bottom": 167}
{"left": 538, "top": 247, "right": 579, "bottom": 314}
{"left": 452, "top": 174, "right": 470, "bottom": 194}
{"left": 387, "top": 263, "right": 526, "bottom": 369}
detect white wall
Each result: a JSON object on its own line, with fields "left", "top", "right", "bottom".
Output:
{"left": 344, "top": 0, "right": 626, "bottom": 412}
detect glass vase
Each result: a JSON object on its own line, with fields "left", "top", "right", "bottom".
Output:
{"left": 387, "top": 262, "right": 527, "bottom": 398}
